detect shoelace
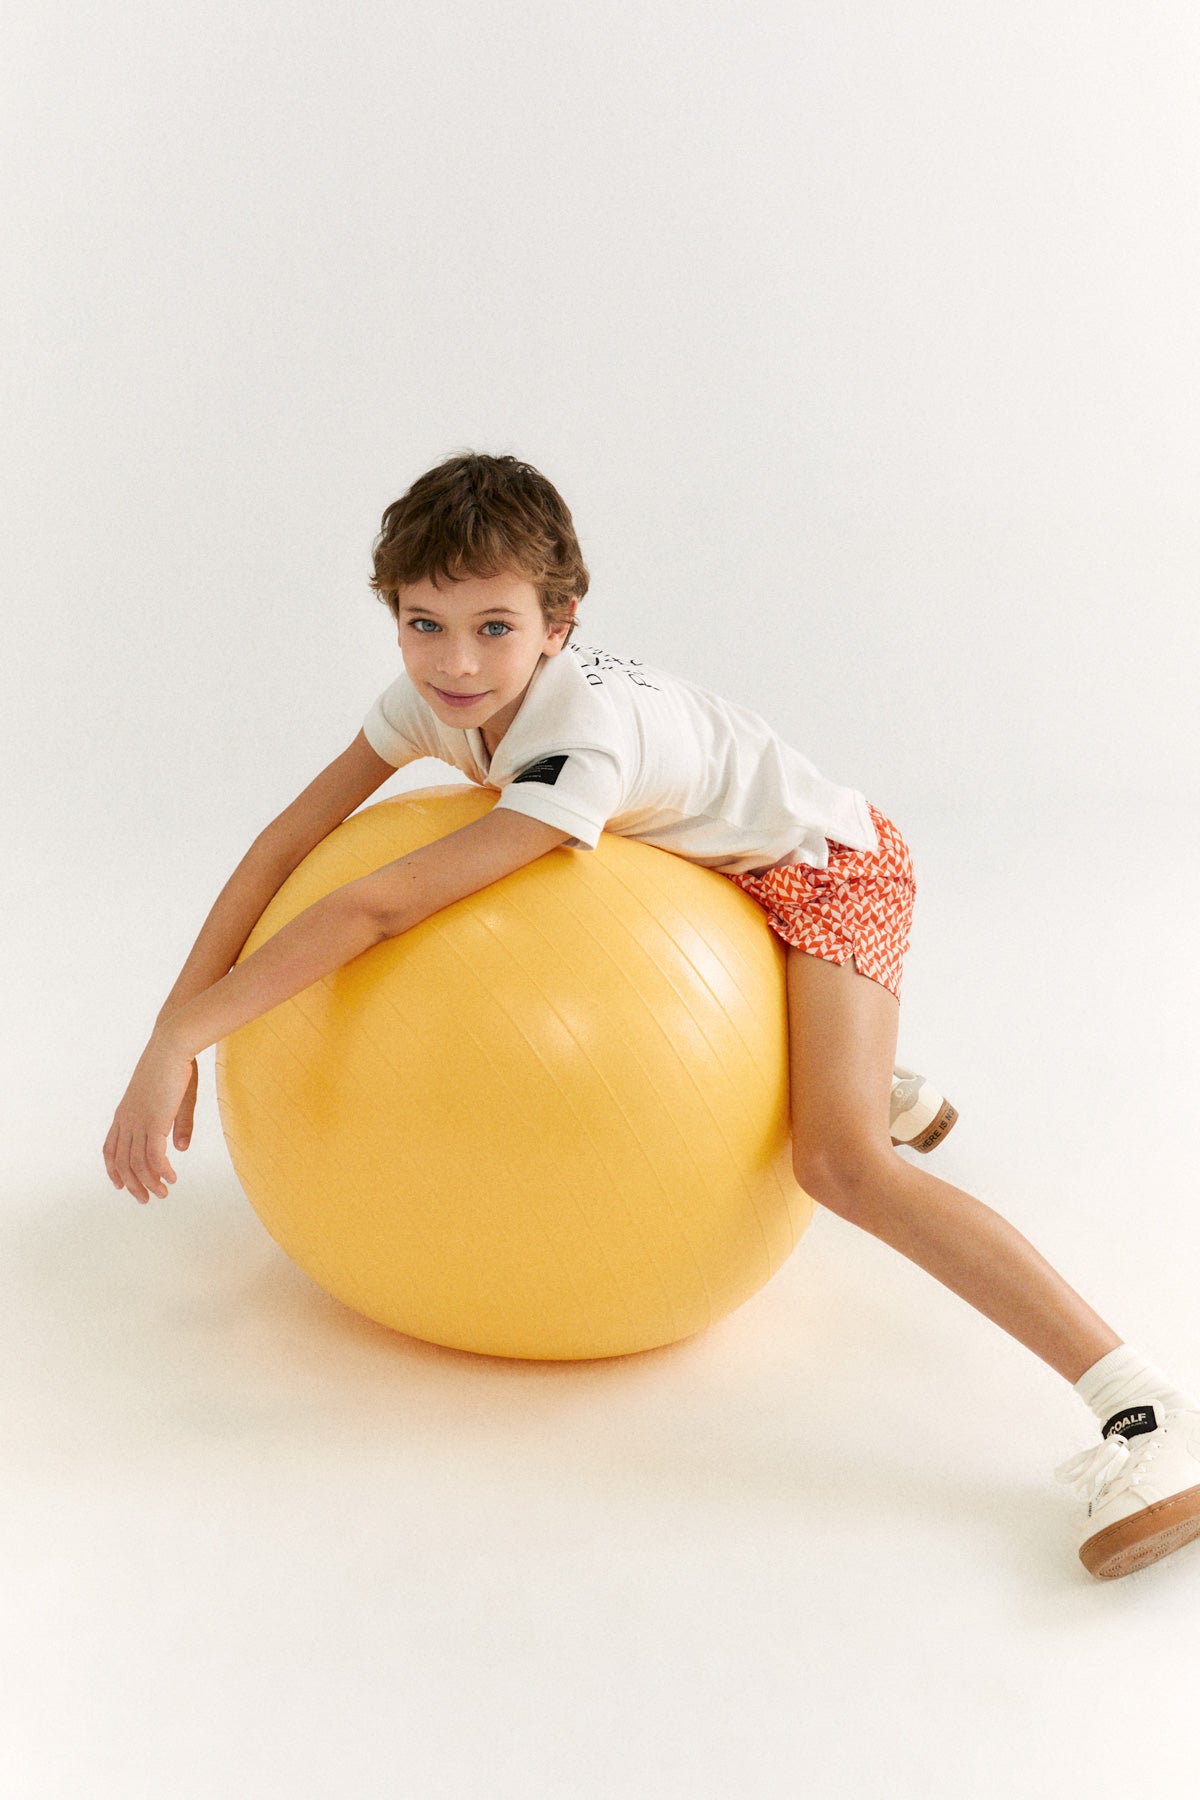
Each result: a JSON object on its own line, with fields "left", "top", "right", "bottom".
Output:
{"left": 1055, "top": 1403, "right": 1193, "bottom": 1504}
{"left": 1054, "top": 1434, "right": 1135, "bottom": 1504}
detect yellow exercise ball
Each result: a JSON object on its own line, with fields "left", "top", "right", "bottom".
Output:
{"left": 214, "top": 784, "right": 812, "bottom": 1360}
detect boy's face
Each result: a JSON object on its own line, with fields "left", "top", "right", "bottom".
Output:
{"left": 395, "top": 570, "right": 576, "bottom": 751}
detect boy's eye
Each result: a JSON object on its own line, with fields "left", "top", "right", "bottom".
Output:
{"left": 407, "top": 619, "right": 511, "bottom": 637}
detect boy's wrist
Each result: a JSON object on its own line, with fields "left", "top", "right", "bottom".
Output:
{"left": 151, "top": 1014, "right": 195, "bottom": 1063}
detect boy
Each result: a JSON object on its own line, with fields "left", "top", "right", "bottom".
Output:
{"left": 104, "top": 451, "right": 1200, "bottom": 1580}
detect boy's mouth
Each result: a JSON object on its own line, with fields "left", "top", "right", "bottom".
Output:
{"left": 433, "top": 686, "right": 488, "bottom": 704}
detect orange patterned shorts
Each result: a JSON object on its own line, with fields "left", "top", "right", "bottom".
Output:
{"left": 721, "top": 804, "right": 916, "bottom": 1003}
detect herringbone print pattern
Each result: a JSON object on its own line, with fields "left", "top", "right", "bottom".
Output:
{"left": 722, "top": 804, "right": 916, "bottom": 1003}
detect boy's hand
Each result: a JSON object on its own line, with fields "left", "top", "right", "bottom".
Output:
{"left": 103, "top": 1030, "right": 198, "bottom": 1204}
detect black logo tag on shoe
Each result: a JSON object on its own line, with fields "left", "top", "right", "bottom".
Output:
{"left": 513, "top": 753, "right": 568, "bottom": 788}
{"left": 1102, "top": 1404, "right": 1159, "bottom": 1442}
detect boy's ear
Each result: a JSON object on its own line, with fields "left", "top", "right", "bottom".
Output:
{"left": 546, "top": 599, "right": 578, "bottom": 651}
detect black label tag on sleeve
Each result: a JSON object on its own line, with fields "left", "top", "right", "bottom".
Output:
{"left": 512, "top": 753, "right": 568, "bottom": 789}
{"left": 1102, "top": 1404, "right": 1159, "bottom": 1442}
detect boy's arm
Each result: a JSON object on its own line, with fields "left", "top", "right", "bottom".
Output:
{"left": 105, "top": 729, "right": 399, "bottom": 1201}
{"left": 156, "top": 806, "right": 573, "bottom": 1060}
{"left": 154, "top": 729, "right": 399, "bottom": 1027}
{"left": 108, "top": 799, "right": 571, "bottom": 1201}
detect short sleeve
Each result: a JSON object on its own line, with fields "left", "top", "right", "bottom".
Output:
{"left": 362, "top": 682, "right": 419, "bottom": 768}
{"left": 492, "top": 747, "right": 624, "bottom": 851}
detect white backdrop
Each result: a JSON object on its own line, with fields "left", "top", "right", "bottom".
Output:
{"left": 8, "top": 2, "right": 1199, "bottom": 841}
{"left": 7, "top": 0, "right": 1199, "bottom": 1166}
{"left": 5, "top": 5, "right": 1200, "bottom": 1796}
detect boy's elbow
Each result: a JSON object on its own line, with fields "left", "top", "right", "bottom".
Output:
{"left": 357, "top": 807, "right": 574, "bottom": 940}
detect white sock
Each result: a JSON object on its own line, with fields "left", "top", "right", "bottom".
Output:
{"left": 1073, "top": 1344, "right": 1198, "bottom": 1436}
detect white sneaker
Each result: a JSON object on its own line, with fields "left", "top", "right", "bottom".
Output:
{"left": 890, "top": 1065, "right": 958, "bottom": 1153}
{"left": 1055, "top": 1400, "right": 1200, "bottom": 1578}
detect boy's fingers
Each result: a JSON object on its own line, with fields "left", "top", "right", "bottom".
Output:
{"left": 110, "top": 1125, "right": 133, "bottom": 1190}
{"left": 131, "top": 1141, "right": 167, "bottom": 1199}
{"left": 108, "top": 1120, "right": 176, "bottom": 1201}
{"left": 107, "top": 1121, "right": 138, "bottom": 1195}
{"left": 153, "top": 1131, "right": 176, "bottom": 1185}
{"left": 106, "top": 1126, "right": 137, "bottom": 1200}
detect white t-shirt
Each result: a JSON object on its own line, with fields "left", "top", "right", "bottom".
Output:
{"left": 361, "top": 641, "right": 879, "bottom": 875}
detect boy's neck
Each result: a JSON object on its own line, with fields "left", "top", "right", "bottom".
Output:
{"left": 479, "top": 652, "right": 549, "bottom": 761}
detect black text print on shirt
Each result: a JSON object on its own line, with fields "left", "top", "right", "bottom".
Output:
{"left": 571, "top": 646, "right": 660, "bottom": 691}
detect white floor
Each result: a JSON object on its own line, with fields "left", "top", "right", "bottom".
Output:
{"left": 6, "top": 795, "right": 1200, "bottom": 1798}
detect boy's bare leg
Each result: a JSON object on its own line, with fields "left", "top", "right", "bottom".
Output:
{"left": 786, "top": 948, "right": 1122, "bottom": 1385}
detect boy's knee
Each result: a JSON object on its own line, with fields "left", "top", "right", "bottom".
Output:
{"left": 791, "top": 1135, "right": 897, "bottom": 1220}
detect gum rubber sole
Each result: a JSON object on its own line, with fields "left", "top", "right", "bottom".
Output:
{"left": 891, "top": 1099, "right": 959, "bottom": 1155}
{"left": 1081, "top": 1484, "right": 1200, "bottom": 1579}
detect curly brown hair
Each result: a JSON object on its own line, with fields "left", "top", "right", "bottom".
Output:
{"left": 368, "top": 451, "right": 589, "bottom": 647}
